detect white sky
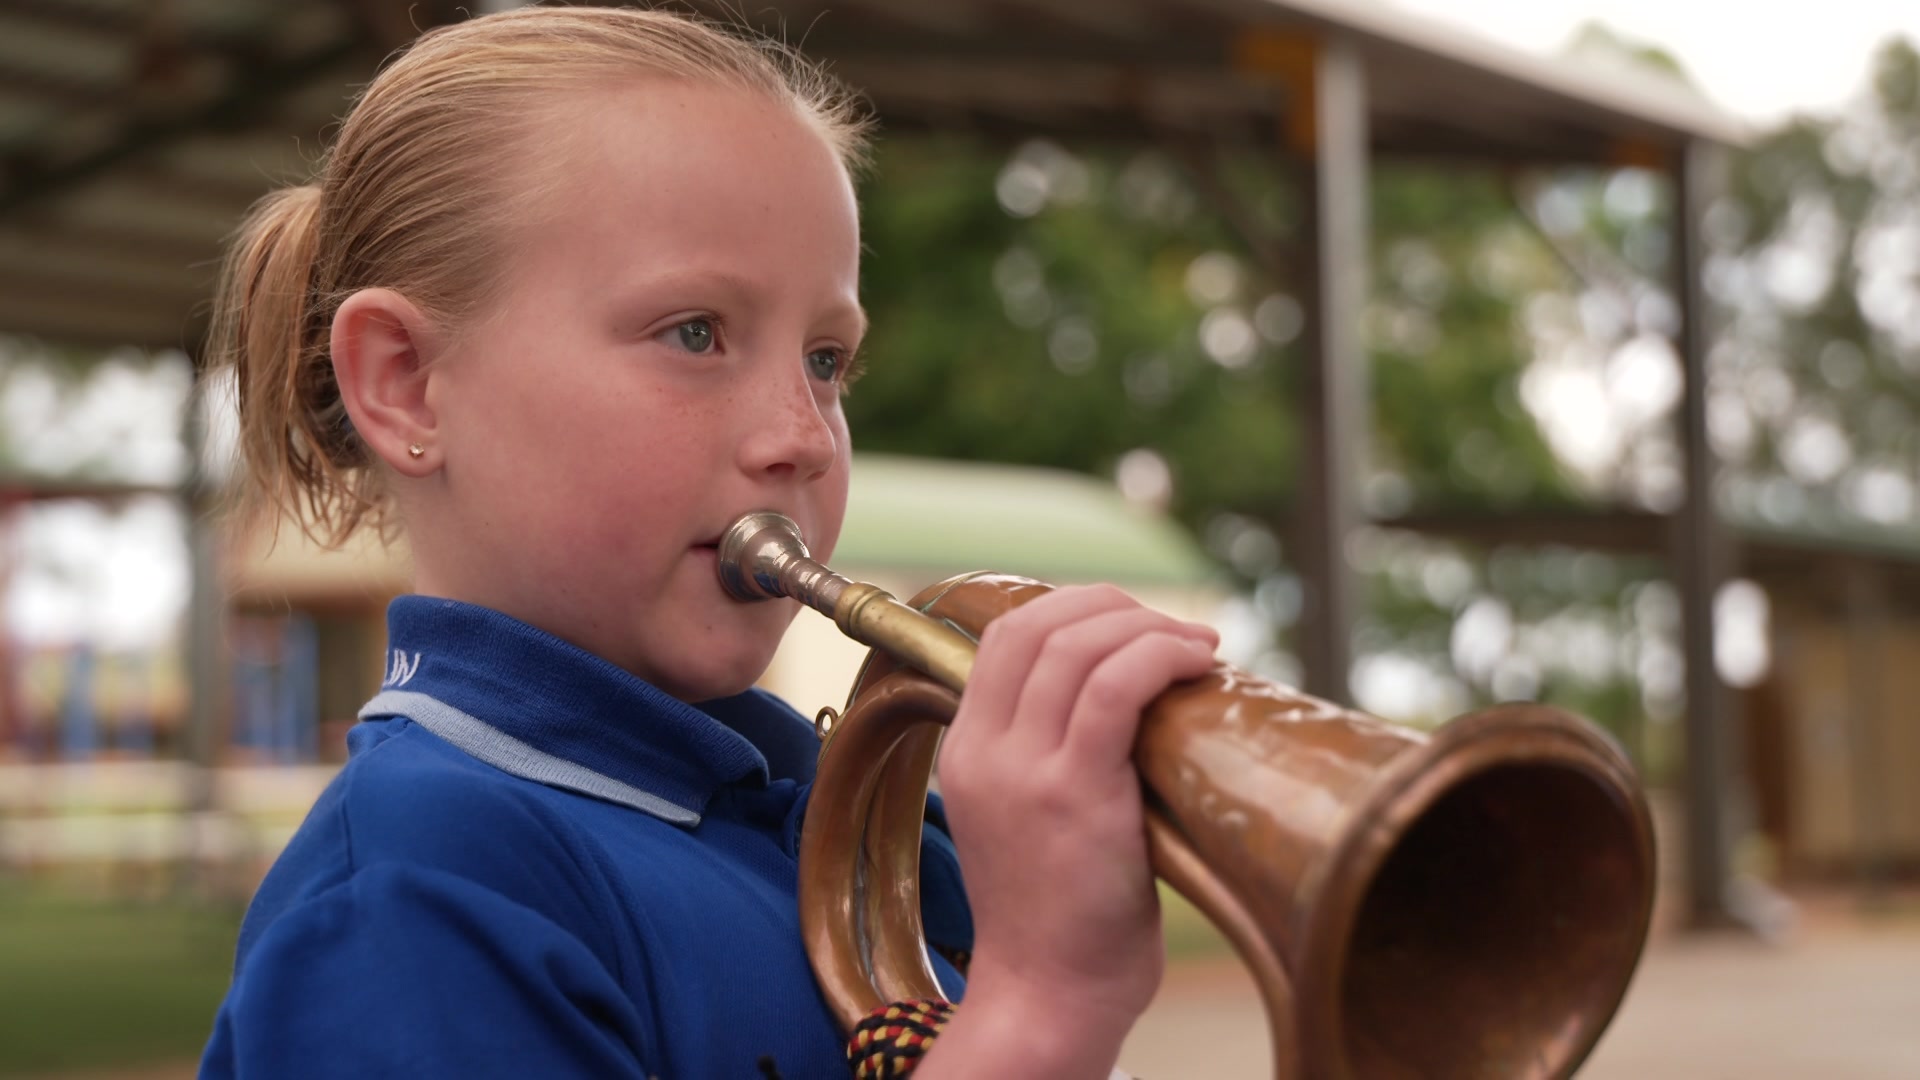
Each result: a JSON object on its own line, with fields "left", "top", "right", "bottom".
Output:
{"left": 1391, "top": 0, "right": 1920, "bottom": 123}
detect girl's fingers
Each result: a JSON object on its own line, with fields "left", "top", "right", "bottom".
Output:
{"left": 956, "top": 585, "right": 1135, "bottom": 739}
{"left": 1061, "top": 633, "right": 1218, "bottom": 768}
{"left": 1007, "top": 607, "right": 1216, "bottom": 753}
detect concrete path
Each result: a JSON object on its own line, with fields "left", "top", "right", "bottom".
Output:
{"left": 1119, "top": 920, "right": 1920, "bottom": 1078}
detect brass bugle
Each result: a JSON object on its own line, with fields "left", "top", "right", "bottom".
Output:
{"left": 719, "top": 511, "right": 1655, "bottom": 1080}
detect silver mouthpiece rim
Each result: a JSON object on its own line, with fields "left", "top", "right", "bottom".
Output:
{"left": 716, "top": 511, "right": 809, "bottom": 602}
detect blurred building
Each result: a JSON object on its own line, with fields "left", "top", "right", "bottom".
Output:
{"left": 1740, "top": 529, "right": 1920, "bottom": 879}
{"left": 1395, "top": 505, "right": 1920, "bottom": 881}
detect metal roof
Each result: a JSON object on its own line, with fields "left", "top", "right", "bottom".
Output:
{"left": 0, "top": 0, "right": 1741, "bottom": 352}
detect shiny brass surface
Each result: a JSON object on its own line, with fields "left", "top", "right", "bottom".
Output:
{"left": 717, "top": 513, "right": 1657, "bottom": 1080}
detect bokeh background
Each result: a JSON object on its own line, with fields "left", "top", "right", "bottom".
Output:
{"left": 1, "top": 1, "right": 1917, "bottom": 1076}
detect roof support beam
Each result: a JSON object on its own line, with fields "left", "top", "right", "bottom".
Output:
{"left": 1672, "top": 138, "right": 1744, "bottom": 928}
{"left": 0, "top": 288, "right": 192, "bottom": 349}
{"left": 180, "top": 350, "right": 229, "bottom": 894}
{"left": 0, "top": 0, "right": 144, "bottom": 36}
{"left": 1289, "top": 35, "right": 1368, "bottom": 705}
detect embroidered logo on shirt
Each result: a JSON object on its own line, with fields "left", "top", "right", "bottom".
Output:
{"left": 384, "top": 649, "right": 422, "bottom": 687}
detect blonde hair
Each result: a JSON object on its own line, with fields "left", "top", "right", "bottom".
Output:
{"left": 209, "top": 5, "right": 871, "bottom": 547}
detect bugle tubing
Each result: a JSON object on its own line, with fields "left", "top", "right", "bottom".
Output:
{"left": 718, "top": 511, "right": 1655, "bottom": 1080}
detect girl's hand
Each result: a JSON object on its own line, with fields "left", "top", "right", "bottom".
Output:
{"left": 923, "top": 585, "right": 1219, "bottom": 1078}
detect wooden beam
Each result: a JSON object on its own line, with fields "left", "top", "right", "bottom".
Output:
{"left": 0, "top": 0, "right": 143, "bottom": 36}
{"left": 1671, "top": 138, "right": 1742, "bottom": 928}
{"left": 989, "top": 0, "right": 1162, "bottom": 40}
{"left": 120, "top": 163, "right": 277, "bottom": 210}
{"left": 0, "top": 65, "right": 116, "bottom": 108}
{"left": 1290, "top": 35, "right": 1368, "bottom": 704}
{"left": 0, "top": 218, "right": 212, "bottom": 267}
{"left": 0, "top": 249, "right": 212, "bottom": 296}
{"left": 182, "top": 362, "right": 227, "bottom": 865}
{"left": 0, "top": 287, "right": 197, "bottom": 349}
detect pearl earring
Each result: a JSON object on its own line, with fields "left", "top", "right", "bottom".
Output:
{"left": 407, "top": 443, "right": 425, "bottom": 459}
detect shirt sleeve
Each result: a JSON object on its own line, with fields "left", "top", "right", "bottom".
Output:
{"left": 200, "top": 862, "right": 652, "bottom": 1079}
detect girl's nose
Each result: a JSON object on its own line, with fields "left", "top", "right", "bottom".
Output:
{"left": 737, "top": 363, "right": 838, "bottom": 482}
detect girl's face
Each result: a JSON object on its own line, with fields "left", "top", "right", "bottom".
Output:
{"left": 412, "top": 80, "right": 862, "bottom": 702}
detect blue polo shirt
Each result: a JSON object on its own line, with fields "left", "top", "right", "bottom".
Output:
{"left": 200, "top": 596, "right": 972, "bottom": 1079}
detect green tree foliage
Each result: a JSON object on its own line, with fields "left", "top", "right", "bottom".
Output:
{"left": 853, "top": 138, "right": 1578, "bottom": 531}
{"left": 851, "top": 138, "right": 1296, "bottom": 525}
{"left": 1367, "top": 168, "right": 1578, "bottom": 512}
{"left": 1712, "top": 39, "right": 1920, "bottom": 531}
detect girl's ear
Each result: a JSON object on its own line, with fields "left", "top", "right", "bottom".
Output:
{"left": 331, "top": 287, "right": 444, "bottom": 476}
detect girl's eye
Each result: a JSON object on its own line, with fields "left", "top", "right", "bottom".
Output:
{"left": 675, "top": 318, "right": 718, "bottom": 354}
{"left": 650, "top": 316, "right": 721, "bottom": 355}
{"left": 806, "top": 347, "right": 843, "bottom": 382}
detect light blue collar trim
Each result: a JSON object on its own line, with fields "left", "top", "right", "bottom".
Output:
{"left": 361, "top": 688, "right": 702, "bottom": 826}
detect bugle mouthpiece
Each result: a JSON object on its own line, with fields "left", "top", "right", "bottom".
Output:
{"left": 716, "top": 511, "right": 850, "bottom": 617}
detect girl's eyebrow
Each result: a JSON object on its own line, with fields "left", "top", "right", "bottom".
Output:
{"left": 617, "top": 268, "right": 760, "bottom": 308}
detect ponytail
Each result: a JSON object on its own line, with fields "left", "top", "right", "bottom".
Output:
{"left": 208, "top": 184, "right": 378, "bottom": 546}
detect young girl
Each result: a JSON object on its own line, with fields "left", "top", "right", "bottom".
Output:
{"left": 200, "top": 8, "right": 1218, "bottom": 1078}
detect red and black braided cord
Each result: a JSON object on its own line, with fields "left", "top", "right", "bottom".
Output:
{"left": 845, "top": 998, "right": 955, "bottom": 1078}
